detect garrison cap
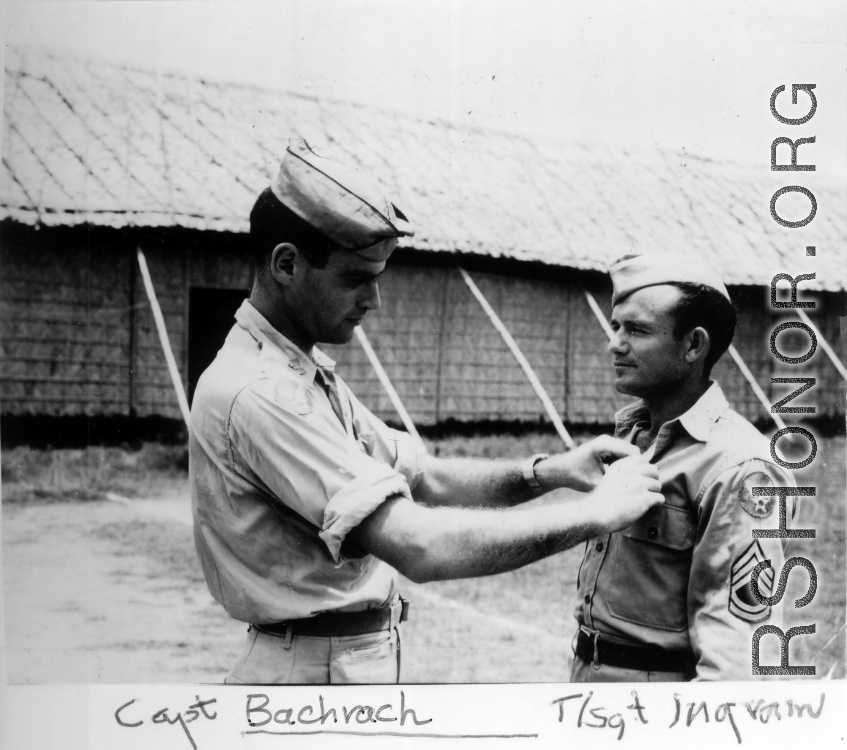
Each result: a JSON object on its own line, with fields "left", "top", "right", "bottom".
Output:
{"left": 271, "top": 136, "right": 415, "bottom": 251}
{"left": 610, "top": 252, "right": 731, "bottom": 305}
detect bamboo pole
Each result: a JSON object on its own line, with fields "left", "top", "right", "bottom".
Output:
{"left": 582, "top": 288, "right": 615, "bottom": 340}
{"left": 796, "top": 308, "right": 847, "bottom": 383}
{"left": 581, "top": 286, "right": 787, "bottom": 430}
{"left": 136, "top": 247, "right": 191, "bottom": 428}
{"left": 457, "top": 266, "right": 575, "bottom": 449}
{"left": 354, "top": 325, "right": 424, "bottom": 449}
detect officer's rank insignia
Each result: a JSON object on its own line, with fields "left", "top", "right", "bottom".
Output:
{"left": 728, "top": 540, "right": 774, "bottom": 623}
{"left": 739, "top": 471, "right": 776, "bottom": 519}
{"left": 274, "top": 381, "right": 314, "bottom": 415}
{"left": 288, "top": 358, "right": 306, "bottom": 375}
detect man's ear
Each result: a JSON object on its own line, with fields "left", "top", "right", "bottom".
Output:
{"left": 685, "top": 326, "right": 711, "bottom": 364}
{"left": 269, "top": 243, "right": 299, "bottom": 285}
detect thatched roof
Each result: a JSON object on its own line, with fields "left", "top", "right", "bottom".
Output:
{"left": 3, "top": 47, "right": 845, "bottom": 289}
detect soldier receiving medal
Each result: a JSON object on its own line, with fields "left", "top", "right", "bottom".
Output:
{"left": 570, "top": 252, "right": 795, "bottom": 681}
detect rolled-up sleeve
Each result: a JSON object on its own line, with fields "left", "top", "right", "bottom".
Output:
{"left": 228, "top": 378, "right": 413, "bottom": 561}
{"left": 689, "top": 458, "right": 795, "bottom": 680}
{"left": 319, "top": 462, "right": 412, "bottom": 561}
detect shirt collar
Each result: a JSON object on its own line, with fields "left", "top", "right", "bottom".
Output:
{"left": 677, "top": 381, "right": 730, "bottom": 441}
{"left": 234, "top": 300, "right": 336, "bottom": 385}
{"left": 614, "top": 380, "right": 730, "bottom": 444}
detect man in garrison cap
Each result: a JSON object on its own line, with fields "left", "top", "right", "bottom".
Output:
{"left": 570, "top": 252, "right": 795, "bottom": 682}
{"left": 189, "top": 137, "right": 665, "bottom": 684}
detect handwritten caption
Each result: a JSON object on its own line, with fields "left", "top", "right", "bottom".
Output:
{"left": 115, "top": 695, "right": 218, "bottom": 750}
{"left": 112, "top": 688, "right": 827, "bottom": 748}
{"left": 552, "top": 690, "right": 825, "bottom": 743}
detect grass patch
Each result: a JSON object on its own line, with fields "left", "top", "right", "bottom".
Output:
{"left": 423, "top": 429, "right": 578, "bottom": 459}
{"left": 1, "top": 442, "right": 188, "bottom": 504}
{"left": 0, "top": 428, "right": 574, "bottom": 505}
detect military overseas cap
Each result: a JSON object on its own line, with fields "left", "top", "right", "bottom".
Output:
{"left": 271, "top": 136, "right": 415, "bottom": 251}
{"left": 610, "top": 252, "right": 731, "bottom": 306}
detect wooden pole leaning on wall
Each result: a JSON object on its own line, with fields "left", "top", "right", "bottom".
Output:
{"left": 581, "top": 287, "right": 615, "bottom": 341}
{"left": 580, "top": 286, "right": 787, "bottom": 431}
{"left": 795, "top": 308, "right": 847, "bottom": 383}
{"left": 353, "top": 325, "right": 425, "bottom": 450}
{"left": 136, "top": 247, "right": 191, "bottom": 429}
{"left": 457, "top": 265, "right": 576, "bottom": 449}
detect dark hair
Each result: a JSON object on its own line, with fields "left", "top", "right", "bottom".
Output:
{"left": 669, "top": 282, "right": 737, "bottom": 376}
{"left": 249, "top": 187, "right": 336, "bottom": 273}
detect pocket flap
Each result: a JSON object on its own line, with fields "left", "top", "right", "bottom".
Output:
{"left": 357, "top": 430, "right": 375, "bottom": 455}
{"left": 621, "top": 503, "right": 696, "bottom": 550}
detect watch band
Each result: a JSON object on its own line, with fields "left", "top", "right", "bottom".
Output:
{"left": 523, "top": 453, "right": 549, "bottom": 488}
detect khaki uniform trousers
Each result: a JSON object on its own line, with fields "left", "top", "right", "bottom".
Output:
{"left": 570, "top": 654, "right": 690, "bottom": 683}
{"left": 224, "top": 624, "right": 401, "bottom": 684}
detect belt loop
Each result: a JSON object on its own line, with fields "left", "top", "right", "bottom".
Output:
{"left": 592, "top": 632, "right": 601, "bottom": 671}
{"left": 389, "top": 599, "right": 401, "bottom": 631}
{"left": 395, "top": 616, "right": 403, "bottom": 684}
{"left": 282, "top": 623, "right": 293, "bottom": 650}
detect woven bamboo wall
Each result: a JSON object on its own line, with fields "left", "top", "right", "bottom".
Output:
{"left": 326, "top": 261, "right": 846, "bottom": 427}
{"left": 322, "top": 263, "right": 444, "bottom": 423}
{"left": 0, "top": 228, "right": 132, "bottom": 416}
{"left": 561, "top": 277, "right": 631, "bottom": 424}
{"left": 1, "top": 225, "right": 844, "bottom": 429}
{"left": 0, "top": 226, "right": 192, "bottom": 421}
{"left": 324, "top": 264, "right": 578, "bottom": 424}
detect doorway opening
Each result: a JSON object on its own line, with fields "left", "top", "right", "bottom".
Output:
{"left": 188, "top": 288, "right": 248, "bottom": 404}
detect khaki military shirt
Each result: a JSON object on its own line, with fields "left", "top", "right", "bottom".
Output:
{"left": 189, "top": 301, "right": 425, "bottom": 625}
{"left": 574, "top": 382, "right": 794, "bottom": 680}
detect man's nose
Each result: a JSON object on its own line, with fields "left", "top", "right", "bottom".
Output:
{"left": 359, "top": 280, "right": 381, "bottom": 311}
{"left": 607, "top": 331, "right": 625, "bottom": 354}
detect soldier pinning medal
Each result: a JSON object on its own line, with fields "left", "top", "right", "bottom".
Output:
{"left": 189, "top": 137, "right": 665, "bottom": 684}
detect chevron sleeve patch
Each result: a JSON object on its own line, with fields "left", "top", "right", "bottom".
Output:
{"left": 728, "top": 540, "right": 775, "bottom": 623}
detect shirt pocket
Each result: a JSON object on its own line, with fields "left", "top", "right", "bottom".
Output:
{"left": 607, "top": 503, "right": 696, "bottom": 632}
{"left": 357, "top": 430, "right": 376, "bottom": 456}
{"left": 357, "top": 431, "right": 403, "bottom": 472}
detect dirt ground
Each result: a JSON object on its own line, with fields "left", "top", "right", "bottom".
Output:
{"left": 3, "top": 492, "right": 237, "bottom": 683}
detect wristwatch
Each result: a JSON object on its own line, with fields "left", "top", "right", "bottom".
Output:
{"left": 523, "top": 453, "right": 549, "bottom": 489}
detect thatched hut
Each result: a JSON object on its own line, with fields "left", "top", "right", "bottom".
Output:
{"left": 2, "top": 48, "right": 844, "bottom": 444}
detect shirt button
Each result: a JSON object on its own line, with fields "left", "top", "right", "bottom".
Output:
{"left": 584, "top": 594, "right": 591, "bottom": 604}
{"left": 595, "top": 542, "right": 604, "bottom": 552}
{"left": 648, "top": 526, "right": 658, "bottom": 538}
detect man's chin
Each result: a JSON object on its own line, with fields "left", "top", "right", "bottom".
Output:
{"left": 613, "top": 377, "right": 639, "bottom": 397}
{"left": 320, "top": 327, "right": 357, "bottom": 346}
